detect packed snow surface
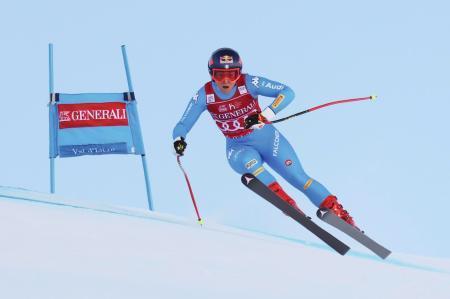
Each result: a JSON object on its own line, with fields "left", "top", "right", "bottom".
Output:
{"left": 0, "top": 186, "right": 449, "bottom": 299}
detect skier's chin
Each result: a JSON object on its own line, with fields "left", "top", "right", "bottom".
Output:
{"left": 219, "top": 83, "right": 234, "bottom": 92}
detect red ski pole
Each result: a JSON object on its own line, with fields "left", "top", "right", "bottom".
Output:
{"left": 272, "top": 95, "right": 377, "bottom": 124}
{"left": 176, "top": 155, "right": 203, "bottom": 225}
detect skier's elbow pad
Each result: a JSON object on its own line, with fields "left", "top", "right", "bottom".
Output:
{"left": 284, "top": 87, "right": 295, "bottom": 101}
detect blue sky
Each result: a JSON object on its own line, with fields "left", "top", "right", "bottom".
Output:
{"left": 1, "top": 0, "right": 449, "bottom": 257}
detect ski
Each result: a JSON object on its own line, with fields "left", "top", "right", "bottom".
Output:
{"left": 241, "top": 174, "right": 350, "bottom": 256}
{"left": 317, "top": 208, "right": 391, "bottom": 259}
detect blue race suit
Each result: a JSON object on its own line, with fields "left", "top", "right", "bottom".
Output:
{"left": 173, "top": 74, "right": 331, "bottom": 207}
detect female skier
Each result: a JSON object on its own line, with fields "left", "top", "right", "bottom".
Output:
{"left": 173, "top": 48, "right": 356, "bottom": 226}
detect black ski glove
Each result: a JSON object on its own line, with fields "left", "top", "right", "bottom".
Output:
{"left": 245, "top": 113, "right": 266, "bottom": 129}
{"left": 174, "top": 137, "right": 187, "bottom": 156}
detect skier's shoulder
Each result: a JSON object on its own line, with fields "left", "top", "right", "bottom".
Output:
{"left": 190, "top": 85, "right": 207, "bottom": 107}
{"left": 243, "top": 73, "right": 279, "bottom": 87}
{"left": 244, "top": 74, "right": 288, "bottom": 94}
{"left": 247, "top": 74, "right": 288, "bottom": 90}
{"left": 242, "top": 73, "right": 262, "bottom": 94}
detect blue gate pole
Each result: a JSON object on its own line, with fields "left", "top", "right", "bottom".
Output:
{"left": 49, "top": 43, "right": 56, "bottom": 193}
{"left": 121, "top": 45, "right": 154, "bottom": 211}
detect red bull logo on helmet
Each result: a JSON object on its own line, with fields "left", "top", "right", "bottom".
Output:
{"left": 220, "top": 55, "right": 234, "bottom": 64}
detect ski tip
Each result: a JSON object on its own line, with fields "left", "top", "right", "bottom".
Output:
{"left": 341, "top": 247, "right": 351, "bottom": 256}
{"left": 379, "top": 250, "right": 392, "bottom": 260}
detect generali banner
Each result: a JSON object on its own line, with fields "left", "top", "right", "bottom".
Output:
{"left": 57, "top": 102, "right": 128, "bottom": 129}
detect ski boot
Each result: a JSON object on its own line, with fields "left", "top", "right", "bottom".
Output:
{"left": 268, "top": 182, "right": 304, "bottom": 215}
{"left": 319, "top": 195, "right": 358, "bottom": 228}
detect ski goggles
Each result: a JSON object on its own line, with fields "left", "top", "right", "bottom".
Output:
{"left": 211, "top": 68, "right": 241, "bottom": 83}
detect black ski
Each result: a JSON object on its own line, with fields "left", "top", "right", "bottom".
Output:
{"left": 241, "top": 174, "right": 350, "bottom": 256}
{"left": 317, "top": 208, "right": 391, "bottom": 259}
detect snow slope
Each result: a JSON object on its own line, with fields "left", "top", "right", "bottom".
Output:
{"left": 0, "top": 186, "right": 449, "bottom": 299}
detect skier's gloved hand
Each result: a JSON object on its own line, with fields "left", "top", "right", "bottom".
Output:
{"left": 173, "top": 136, "right": 187, "bottom": 156}
{"left": 245, "top": 107, "right": 276, "bottom": 130}
{"left": 245, "top": 113, "right": 265, "bottom": 129}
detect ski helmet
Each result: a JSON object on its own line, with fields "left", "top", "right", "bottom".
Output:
{"left": 208, "top": 48, "right": 243, "bottom": 75}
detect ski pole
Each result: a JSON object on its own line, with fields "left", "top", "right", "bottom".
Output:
{"left": 272, "top": 95, "right": 377, "bottom": 124}
{"left": 176, "top": 155, "right": 203, "bottom": 225}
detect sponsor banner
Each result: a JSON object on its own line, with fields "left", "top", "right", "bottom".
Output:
{"left": 220, "top": 55, "right": 234, "bottom": 64}
{"left": 273, "top": 130, "right": 280, "bottom": 156}
{"left": 238, "top": 85, "right": 248, "bottom": 95}
{"left": 192, "top": 93, "right": 199, "bottom": 103}
{"left": 206, "top": 94, "right": 215, "bottom": 104}
{"left": 304, "top": 179, "right": 314, "bottom": 190}
{"left": 218, "top": 105, "right": 228, "bottom": 113}
{"left": 271, "top": 94, "right": 285, "bottom": 109}
{"left": 58, "top": 102, "right": 128, "bottom": 129}
{"left": 210, "top": 101, "right": 257, "bottom": 121}
{"left": 245, "top": 159, "right": 258, "bottom": 169}
{"left": 59, "top": 142, "right": 129, "bottom": 157}
{"left": 251, "top": 76, "right": 260, "bottom": 88}
{"left": 264, "top": 81, "right": 284, "bottom": 90}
